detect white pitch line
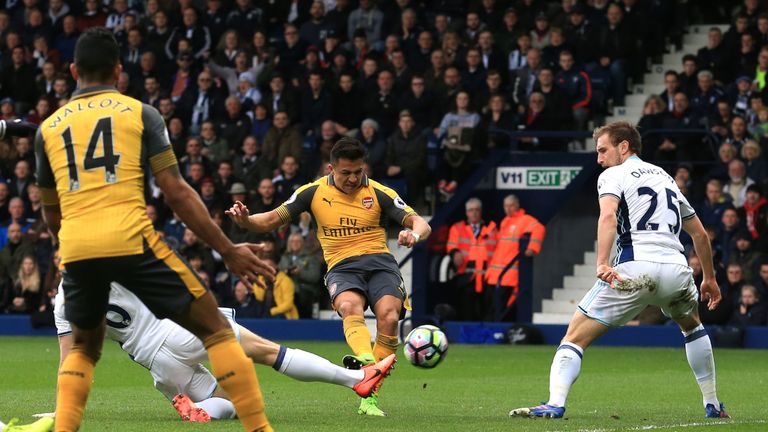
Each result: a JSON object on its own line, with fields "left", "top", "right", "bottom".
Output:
{"left": 547, "top": 419, "right": 768, "bottom": 432}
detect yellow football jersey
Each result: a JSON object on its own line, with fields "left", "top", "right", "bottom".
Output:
{"left": 275, "top": 175, "right": 417, "bottom": 270}
{"left": 36, "top": 86, "right": 177, "bottom": 264}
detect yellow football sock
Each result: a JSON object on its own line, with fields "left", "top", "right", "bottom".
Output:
{"left": 343, "top": 315, "right": 373, "bottom": 357}
{"left": 373, "top": 333, "right": 399, "bottom": 362}
{"left": 204, "top": 329, "right": 271, "bottom": 432}
{"left": 55, "top": 349, "right": 95, "bottom": 432}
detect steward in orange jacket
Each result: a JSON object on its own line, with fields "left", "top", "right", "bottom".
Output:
{"left": 486, "top": 195, "right": 545, "bottom": 307}
{"left": 446, "top": 198, "right": 497, "bottom": 320}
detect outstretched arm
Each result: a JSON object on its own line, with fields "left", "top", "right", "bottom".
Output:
{"left": 225, "top": 201, "right": 285, "bottom": 233}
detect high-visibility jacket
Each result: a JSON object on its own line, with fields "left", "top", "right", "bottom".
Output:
{"left": 486, "top": 209, "right": 545, "bottom": 305}
{"left": 446, "top": 220, "right": 497, "bottom": 293}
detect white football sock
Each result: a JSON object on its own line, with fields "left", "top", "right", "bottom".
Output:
{"left": 683, "top": 324, "right": 720, "bottom": 408}
{"left": 547, "top": 341, "right": 583, "bottom": 407}
{"left": 196, "top": 397, "right": 236, "bottom": 419}
{"left": 273, "top": 346, "right": 363, "bottom": 388}
{"left": 0, "top": 419, "right": 6, "bottom": 428}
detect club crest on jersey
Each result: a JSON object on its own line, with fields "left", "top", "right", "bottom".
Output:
{"left": 362, "top": 197, "right": 374, "bottom": 209}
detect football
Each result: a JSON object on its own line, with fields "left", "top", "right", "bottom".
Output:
{"left": 403, "top": 325, "right": 449, "bottom": 368}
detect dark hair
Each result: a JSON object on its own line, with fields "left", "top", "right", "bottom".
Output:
{"left": 592, "top": 121, "right": 642, "bottom": 155}
{"left": 682, "top": 54, "right": 697, "bottom": 64}
{"left": 75, "top": 27, "right": 120, "bottom": 83}
{"left": 330, "top": 137, "right": 368, "bottom": 164}
{"left": 664, "top": 70, "right": 678, "bottom": 78}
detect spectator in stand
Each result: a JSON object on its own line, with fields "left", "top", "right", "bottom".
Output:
{"left": 261, "top": 111, "right": 303, "bottom": 176}
{"left": 678, "top": 54, "right": 699, "bottom": 97}
{"left": 729, "top": 284, "right": 767, "bottom": 326}
{"left": 697, "top": 27, "right": 731, "bottom": 84}
{"left": 737, "top": 184, "right": 768, "bottom": 240}
{"left": 219, "top": 96, "right": 252, "bottom": 151}
{"left": 695, "top": 256, "right": 732, "bottom": 325}
{"left": 658, "top": 92, "right": 704, "bottom": 161}
{"left": 690, "top": 70, "right": 724, "bottom": 119}
{"left": 278, "top": 233, "right": 324, "bottom": 318}
{"left": 446, "top": 197, "right": 497, "bottom": 321}
{"left": 734, "top": 32, "right": 757, "bottom": 79}
{"left": 77, "top": 0, "right": 107, "bottom": 33}
{"left": 486, "top": 194, "right": 545, "bottom": 322}
{"left": 710, "top": 100, "right": 735, "bottom": 144}
{"left": 272, "top": 155, "right": 305, "bottom": 204}
{"left": 555, "top": 50, "right": 591, "bottom": 132}
{"left": 724, "top": 159, "right": 756, "bottom": 207}
{"left": 165, "top": 7, "right": 212, "bottom": 60}
{"left": 723, "top": 13, "right": 749, "bottom": 53}
{"left": 512, "top": 48, "right": 542, "bottom": 108}
{"left": 399, "top": 74, "right": 437, "bottom": 130}
{"left": 5, "top": 255, "right": 40, "bottom": 314}
{"left": 252, "top": 257, "right": 299, "bottom": 319}
{"left": 249, "top": 178, "right": 278, "bottom": 215}
{"left": 178, "top": 137, "right": 213, "bottom": 180}
{"left": 363, "top": 69, "right": 399, "bottom": 138}
{"left": 483, "top": 94, "right": 517, "bottom": 150}
{"left": 300, "top": 71, "right": 333, "bottom": 134}
{"left": 357, "top": 118, "right": 387, "bottom": 178}
{"left": 741, "top": 140, "right": 768, "bottom": 187}
{"left": 332, "top": 72, "right": 362, "bottom": 134}
{"left": 725, "top": 115, "right": 750, "bottom": 150}
{"left": 348, "top": 0, "right": 383, "bottom": 47}
{"left": 199, "top": 178, "right": 224, "bottom": 212}
{"left": 495, "top": 8, "right": 525, "bottom": 55}
{"left": 0, "top": 223, "right": 33, "bottom": 292}
{"left": 230, "top": 278, "right": 260, "bottom": 317}
{"left": 423, "top": 48, "right": 446, "bottom": 91}
{"left": 659, "top": 70, "right": 680, "bottom": 113}
{"left": 507, "top": 33, "right": 532, "bottom": 76}
{"left": 697, "top": 179, "right": 735, "bottom": 229}
{"left": 755, "top": 47, "right": 768, "bottom": 91}
{"left": 755, "top": 262, "right": 768, "bottom": 298}
{"left": 232, "top": 135, "right": 263, "bottom": 191}
{"left": 730, "top": 231, "right": 764, "bottom": 283}
{"left": 563, "top": 5, "right": 597, "bottom": 66}
{"left": 385, "top": 110, "right": 426, "bottom": 204}
{"left": 264, "top": 73, "right": 298, "bottom": 122}
{"left": 718, "top": 208, "right": 744, "bottom": 265}
{"left": 249, "top": 103, "right": 271, "bottom": 145}
{"left": 636, "top": 95, "right": 665, "bottom": 155}
{"left": 179, "top": 228, "right": 216, "bottom": 278}
{"left": 1, "top": 46, "right": 38, "bottom": 112}
{"left": 214, "top": 160, "right": 239, "bottom": 198}
{"left": 179, "top": 69, "right": 226, "bottom": 135}
{"left": 276, "top": 24, "right": 307, "bottom": 81}
{"left": 461, "top": 48, "right": 487, "bottom": 94}
{"left": 199, "top": 120, "right": 230, "bottom": 165}
{"left": 477, "top": 30, "right": 505, "bottom": 79}
{"left": 478, "top": 69, "right": 507, "bottom": 114}
{"left": 592, "top": 3, "right": 631, "bottom": 107}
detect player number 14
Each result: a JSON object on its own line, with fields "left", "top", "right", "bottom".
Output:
{"left": 61, "top": 117, "right": 121, "bottom": 191}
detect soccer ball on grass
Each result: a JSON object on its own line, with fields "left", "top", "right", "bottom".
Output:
{"left": 403, "top": 325, "right": 448, "bottom": 368}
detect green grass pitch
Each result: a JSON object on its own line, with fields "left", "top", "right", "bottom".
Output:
{"left": 1, "top": 337, "right": 766, "bottom": 431}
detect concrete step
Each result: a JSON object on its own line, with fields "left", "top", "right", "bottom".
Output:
{"left": 633, "top": 83, "right": 664, "bottom": 95}
{"left": 573, "top": 263, "right": 595, "bottom": 277}
{"left": 626, "top": 94, "right": 649, "bottom": 106}
{"left": 605, "top": 114, "right": 639, "bottom": 124}
{"left": 688, "top": 24, "right": 730, "bottom": 35}
{"left": 612, "top": 106, "right": 643, "bottom": 117}
{"left": 563, "top": 275, "right": 597, "bottom": 290}
{"left": 683, "top": 33, "right": 709, "bottom": 46}
{"left": 583, "top": 251, "right": 597, "bottom": 265}
{"left": 552, "top": 288, "right": 589, "bottom": 302}
{"left": 663, "top": 52, "right": 684, "bottom": 66}
{"left": 542, "top": 298, "right": 580, "bottom": 314}
{"left": 533, "top": 312, "right": 572, "bottom": 324}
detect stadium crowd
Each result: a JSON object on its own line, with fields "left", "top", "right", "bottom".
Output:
{"left": 0, "top": 0, "right": 764, "bottom": 327}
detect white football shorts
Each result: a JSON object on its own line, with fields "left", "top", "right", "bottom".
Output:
{"left": 150, "top": 308, "right": 240, "bottom": 401}
{"left": 577, "top": 261, "right": 698, "bottom": 327}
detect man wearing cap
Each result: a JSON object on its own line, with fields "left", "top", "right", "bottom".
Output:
{"left": 563, "top": 5, "right": 598, "bottom": 66}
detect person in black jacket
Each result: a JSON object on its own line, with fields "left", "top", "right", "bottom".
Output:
{"left": 729, "top": 285, "right": 767, "bottom": 326}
